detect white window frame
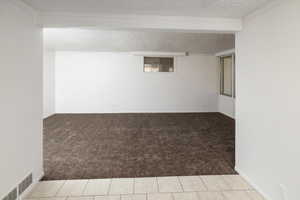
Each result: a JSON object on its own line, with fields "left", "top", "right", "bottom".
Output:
{"left": 220, "top": 54, "right": 235, "bottom": 98}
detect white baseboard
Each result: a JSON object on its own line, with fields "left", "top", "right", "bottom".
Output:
{"left": 43, "top": 113, "right": 56, "bottom": 119}
{"left": 54, "top": 111, "right": 219, "bottom": 114}
{"left": 235, "top": 166, "right": 272, "bottom": 200}
{"left": 19, "top": 171, "right": 44, "bottom": 200}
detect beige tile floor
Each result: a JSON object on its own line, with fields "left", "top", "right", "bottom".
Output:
{"left": 26, "top": 175, "right": 265, "bottom": 200}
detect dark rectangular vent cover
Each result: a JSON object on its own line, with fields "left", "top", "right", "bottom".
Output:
{"left": 2, "top": 188, "right": 17, "bottom": 200}
{"left": 19, "top": 173, "right": 33, "bottom": 195}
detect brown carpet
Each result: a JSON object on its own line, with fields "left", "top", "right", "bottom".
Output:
{"left": 43, "top": 113, "right": 236, "bottom": 180}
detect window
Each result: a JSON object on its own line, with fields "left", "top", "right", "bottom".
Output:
{"left": 220, "top": 55, "right": 235, "bottom": 97}
{"left": 144, "top": 57, "right": 174, "bottom": 72}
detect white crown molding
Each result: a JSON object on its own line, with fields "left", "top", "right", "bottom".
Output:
{"left": 39, "top": 12, "right": 242, "bottom": 33}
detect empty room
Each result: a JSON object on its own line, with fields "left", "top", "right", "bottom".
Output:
{"left": 43, "top": 28, "right": 236, "bottom": 181}
{"left": 1, "top": 1, "right": 299, "bottom": 200}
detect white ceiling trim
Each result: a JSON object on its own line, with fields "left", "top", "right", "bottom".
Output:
{"left": 39, "top": 12, "right": 242, "bottom": 33}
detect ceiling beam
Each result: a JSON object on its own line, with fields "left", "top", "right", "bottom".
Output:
{"left": 39, "top": 12, "right": 242, "bottom": 33}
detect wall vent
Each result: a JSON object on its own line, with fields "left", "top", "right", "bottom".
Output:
{"left": 18, "top": 173, "right": 33, "bottom": 195}
{"left": 2, "top": 188, "right": 17, "bottom": 200}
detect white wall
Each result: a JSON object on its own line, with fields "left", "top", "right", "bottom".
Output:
{"left": 218, "top": 95, "right": 235, "bottom": 118}
{"left": 0, "top": 0, "right": 43, "bottom": 199}
{"left": 236, "top": 1, "right": 300, "bottom": 200}
{"left": 55, "top": 52, "right": 219, "bottom": 113}
{"left": 43, "top": 50, "right": 55, "bottom": 118}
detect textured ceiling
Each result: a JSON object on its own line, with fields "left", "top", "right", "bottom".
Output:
{"left": 44, "top": 28, "right": 234, "bottom": 54}
{"left": 23, "top": 0, "right": 273, "bottom": 18}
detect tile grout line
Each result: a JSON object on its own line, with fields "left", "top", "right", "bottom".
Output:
{"left": 170, "top": 193, "right": 175, "bottom": 200}
{"left": 107, "top": 178, "right": 113, "bottom": 195}
{"left": 155, "top": 177, "right": 160, "bottom": 193}
{"left": 195, "top": 191, "right": 202, "bottom": 200}
{"left": 221, "top": 175, "right": 237, "bottom": 191}
{"left": 81, "top": 180, "right": 89, "bottom": 196}
{"left": 197, "top": 176, "right": 209, "bottom": 191}
{"left": 55, "top": 180, "right": 67, "bottom": 197}
{"left": 133, "top": 178, "right": 135, "bottom": 194}
{"left": 176, "top": 176, "right": 185, "bottom": 192}
{"left": 221, "top": 190, "right": 230, "bottom": 200}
